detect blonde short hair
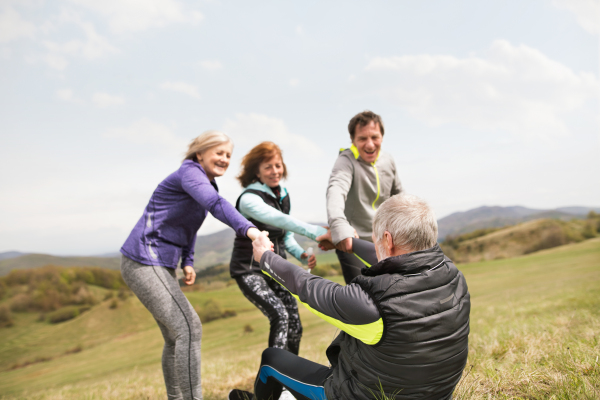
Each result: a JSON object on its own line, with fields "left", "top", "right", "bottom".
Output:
{"left": 183, "top": 130, "right": 233, "bottom": 162}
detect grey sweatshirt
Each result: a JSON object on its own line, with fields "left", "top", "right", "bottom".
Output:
{"left": 326, "top": 145, "right": 402, "bottom": 244}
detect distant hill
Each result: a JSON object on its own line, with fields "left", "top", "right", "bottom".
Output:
{"left": 0, "top": 254, "right": 121, "bottom": 277}
{"left": 3, "top": 205, "right": 598, "bottom": 274}
{"left": 555, "top": 206, "right": 600, "bottom": 215}
{"left": 193, "top": 229, "right": 236, "bottom": 269}
{"left": 0, "top": 251, "right": 27, "bottom": 261}
{"left": 93, "top": 251, "right": 122, "bottom": 258}
{"left": 440, "top": 213, "right": 600, "bottom": 263}
{"left": 194, "top": 206, "right": 600, "bottom": 267}
{"left": 437, "top": 205, "right": 599, "bottom": 241}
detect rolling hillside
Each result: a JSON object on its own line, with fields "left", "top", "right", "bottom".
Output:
{"left": 0, "top": 238, "right": 598, "bottom": 399}
{"left": 0, "top": 254, "right": 121, "bottom": 277}
{"left": 2, "top": 205, "right": 598, "bottom": 276}
{"left": 0, "top": 230, "right": 325, "bottom": 276}
{"left": 437, "top": 205, "right": 599, "bottom": 240}
{"left": 441, "top": 214, "right": 600, "bottom": 263}
{"left": 193, "top": 205, "right": 600, "bottom": 268}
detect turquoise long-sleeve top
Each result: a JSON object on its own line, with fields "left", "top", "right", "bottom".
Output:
{"left": 238, "top": 182, "right": 327, "bottom": 261}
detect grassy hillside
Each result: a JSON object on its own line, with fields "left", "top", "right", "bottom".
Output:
{"left": 0, "top": 254, "right": 121, "bottom": 277}
{"left": 441, "top": 214, "right": 600, "bottom": 263}
{"left": 453, "top": 238, "right": 600, "bottom": 399}
{"left": 0, "top": 239, "right": 598, "bottom": 399}
{"left": 437, "top": 205, "right": 597, "bottom": 241}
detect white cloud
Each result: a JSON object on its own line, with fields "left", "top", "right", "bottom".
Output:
{"left": 67, "top": 0, "right": 203, "bottom": 33}
{"left": 553, "top": 0, "right": 600, "bottom": 34}
{"left": 40, "top": 11, "right": 118, "bottom": 70}
{"left": 296, "top": 25, "right": 304, "bottom": 35}
{"left": 104, "top": 118, "right": 187, "bottom": 151}
{"left": 289, "top": 78, "right": 300, "bottom": 87}
{"left": 0, "top": 7, "right": 35, "bottom": 43}
{"left": 56, "top": 88, "right": 75, "bottom": 101}
{"left": 364, "top": 40, "right": 599, "bottom": 139}
{"left": 198, "top": 59, "right": 222, "bottom": 70}
{"left": 43, "top": 53, "right": 69, "bottom": 70}
{"left": 92, "top": 92, "right": 125, "bottom": 107}
{"left": 160, "top": 81, "right": 201, "bottom": 99}
{"left": 222, "top": 113, "right": 323, "bottom": 157}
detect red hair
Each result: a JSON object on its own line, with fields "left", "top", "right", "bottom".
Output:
{"left": 237, "top": 142, "right": 288, "bottom": 187}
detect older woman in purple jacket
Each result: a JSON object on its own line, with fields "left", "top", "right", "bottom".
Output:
{"left": 120, "top": 130, "right": 260, "bottom": 400}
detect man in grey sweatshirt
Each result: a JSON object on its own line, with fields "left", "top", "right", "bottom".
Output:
{"left": 323, "top": 110, "right": 402, "bottom": 283}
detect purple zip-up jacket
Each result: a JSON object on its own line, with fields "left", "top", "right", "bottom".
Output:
{"left": 121, "top": 160, "right": 255, "bottom": 269}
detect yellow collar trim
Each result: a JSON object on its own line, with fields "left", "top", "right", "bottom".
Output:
{"left": 349, "top": 144, "right": 381, "bottom": 163}
{"left": 350, "top": 144, "right": 360, "bottom": 159}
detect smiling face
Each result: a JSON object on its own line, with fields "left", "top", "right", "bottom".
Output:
{"left": 352, "top": 121, "right": 383, "bottom": 163}
{"left": 196, "top": 142, "right": 233, "bottom": 181}
{"left": 256, "top": 153, "right": 284, "bottom": 188}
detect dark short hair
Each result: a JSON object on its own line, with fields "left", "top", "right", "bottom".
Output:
{"left": 237, "top": 141, "right": 288, "bottom": 187}
{"left": 348, "top": 110, "right": 384, "bottom": 139}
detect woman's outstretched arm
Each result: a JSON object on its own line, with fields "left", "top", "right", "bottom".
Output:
{"left": 180, "top": 164, "right": 255, "bottom": 238}
{"left": 239, "top": 193, "right": 327, "bottom": 240}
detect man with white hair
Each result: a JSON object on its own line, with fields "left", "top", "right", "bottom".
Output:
{"left": 229, "top": 194, "right": 470, "bottom": 400}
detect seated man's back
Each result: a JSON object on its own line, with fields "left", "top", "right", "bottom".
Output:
{"left": 327, "top": 240, "right": 469, "bottom": 400}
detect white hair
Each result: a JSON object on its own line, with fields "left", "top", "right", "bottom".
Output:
{"left": 183, "top": 130, "right": 233, "bottom": 162}
{"left": 372, "top": 194, "right": 438, "bottom": 253}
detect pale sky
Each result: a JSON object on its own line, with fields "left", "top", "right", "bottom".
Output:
{"left": 1, "top": 0, "right": 598, "bottom": 255}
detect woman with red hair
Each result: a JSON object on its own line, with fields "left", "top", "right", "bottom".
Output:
{"left": 229, "top": 141, "right": 326, "bottom": 356}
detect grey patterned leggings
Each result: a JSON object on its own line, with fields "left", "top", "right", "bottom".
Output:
{"left": 121, "top": 256, "right": 202, "bottom": 400}
{"left": 235, "top": 273, "right": 302, "bottom": 354}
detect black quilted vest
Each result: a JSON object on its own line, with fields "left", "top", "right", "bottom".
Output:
{"left": 324, "top": 245, "right": 470, "bottom": 400}
{"left": 229, "top": 188, "right": 291, "bottom": 277}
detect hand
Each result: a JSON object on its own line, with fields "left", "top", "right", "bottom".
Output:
{"left": 301, "top": 253, "right": 317, "bottom": 269}
{"left": 182, "top": 266, "right": 196, "bottom": 285}
{"left": 316, "top": 228, "right": 335, "bottom": 251}
{"left": 247, "top": 227, "right": 261, "bottom": 241}
{"left": 252, "top": 231, "right": 274, "bottom": 263}
{"left": 318, "top": 240, "right": 336, "bottom": 251}
{"left": 336, "top": 237, "right": 353, "bottom": 253}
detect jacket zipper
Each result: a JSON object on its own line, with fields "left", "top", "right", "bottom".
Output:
{"left": 371, "top": 162, "right": 381, "bottom": 210}
{"left": 273, "top": 195, "right": 283, "bottom": 255}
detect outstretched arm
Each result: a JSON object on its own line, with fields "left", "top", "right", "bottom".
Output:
{"left": 181, "top": 166, "right": 255, "bottom": 238}
{"left": 253, "top": 232, "right": 383, "bottom": 345}
{"left": 239, "top": 193, "right": 327, "bottom": 240}
{"left": 282, "top": 230, "right": 304, "bottom": 261}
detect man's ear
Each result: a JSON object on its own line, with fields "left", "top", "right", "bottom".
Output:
{"left": 384, "top": 231, "right": 394, "bottom": 255}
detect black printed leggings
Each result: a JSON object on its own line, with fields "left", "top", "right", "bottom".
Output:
{"left": 235, "top": 273, "right": 302, "bottom": 355}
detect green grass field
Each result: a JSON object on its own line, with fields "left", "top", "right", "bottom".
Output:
{"left": 0, "top": 239, "right": 599, "bottom": 399}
